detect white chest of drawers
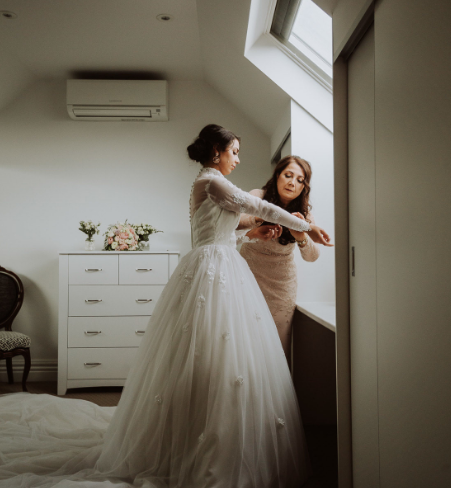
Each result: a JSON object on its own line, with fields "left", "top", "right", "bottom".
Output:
{"left": 58, "top": 251, "right": 179, "bottom": 395}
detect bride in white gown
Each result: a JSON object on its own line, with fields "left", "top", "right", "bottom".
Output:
{"left": 0, "top": 124, "right": 331, "bottom": 488}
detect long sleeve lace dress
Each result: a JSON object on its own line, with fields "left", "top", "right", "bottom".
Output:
{"left": 238, "top": 190, "right": 320, "bottom": 359}
{"left": 0, "top": 167, "right": 311, "bottom": 488}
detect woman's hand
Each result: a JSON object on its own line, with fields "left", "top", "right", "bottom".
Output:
{"left": 246, "top": 224, "right": 282, "bottom": 241}
{"left": 307, "top": 225, "right": 333, "bottom": 247}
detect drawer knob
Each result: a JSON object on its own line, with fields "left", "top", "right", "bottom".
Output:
{"left": 84, "top": 362, "right": 102, "bottom": 366}
{"left": 136, "top": 268, "right": 153, "bottom": 271}
{"left": 135, "top": 330, "right": 146, "bottom": 335}
{"left": 136, "top": 298, "right": 152, "bottom": 303}
{"left": 85, "top": 268, "right": 103, "bottom": 272}
{"left": 85, "top": 299, "right": 103, "bottom": 303}
{"left": 84, "top": 331, "right": 102, "bottom": 335}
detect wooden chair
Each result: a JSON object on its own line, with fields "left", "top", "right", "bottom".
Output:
{"left": 0, "top": 266, "right": 31, "bottom": 391}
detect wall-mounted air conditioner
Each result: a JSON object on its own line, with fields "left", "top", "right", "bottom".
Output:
{"left": 66, "top": 80, "right": 168, "bottom": 121}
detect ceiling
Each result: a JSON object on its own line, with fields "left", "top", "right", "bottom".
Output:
{"left": 0, "top": 0, "right": 335, "bottom": 136}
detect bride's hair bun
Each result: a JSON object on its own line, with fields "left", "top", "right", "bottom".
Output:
{"left": 187, "top": 124, "right": 241, "bottom": 165}
{"left": 187, "top": 137, "right": 210, "bottom": 163}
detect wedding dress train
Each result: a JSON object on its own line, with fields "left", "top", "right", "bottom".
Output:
{"left": 0, "top": 167, "right": 310, "bottom": 488}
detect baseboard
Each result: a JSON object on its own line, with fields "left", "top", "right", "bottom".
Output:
{"left": 0, "top": 358, "right": 57, "bottom": 383}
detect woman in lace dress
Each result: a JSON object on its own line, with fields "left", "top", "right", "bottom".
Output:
{"left": 0, "top": 125, "right": 331, "bottom": 488}
{"left": 238, "top": 156, "right": 331, "bottom": 365}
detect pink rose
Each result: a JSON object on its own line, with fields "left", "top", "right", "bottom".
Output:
{"left": 130, "top": 229, "right": 135, "bottom": 234}
{"left": 108, "top": 237, "right": 113, "bottom": 245}
{"left": 119, "top": 243, "right": 128, "bottom": 250}
{"left": 120, "top": 232, "right": 127, "bottom": 239}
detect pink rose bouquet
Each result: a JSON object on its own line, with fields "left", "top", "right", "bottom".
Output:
{"left": 103, "top": 221, "right": 139, "bottom": 251}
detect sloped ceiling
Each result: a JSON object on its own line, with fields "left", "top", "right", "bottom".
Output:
{"left": 0, "top": 0, "right": 335, "bottom": 135}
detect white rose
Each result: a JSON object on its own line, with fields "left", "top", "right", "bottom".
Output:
{"left": 108, "top": 231, "right": 114, "bottom": 237}
{"left": 126, "top": 238, "right": 133, "bottom": 245}
{"left": 111, "top": 242, "right": 118, "bottom": 249}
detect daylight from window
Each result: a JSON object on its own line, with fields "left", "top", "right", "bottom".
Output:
{"left": 289, "top": 0, "right": 332, "bottom": 78}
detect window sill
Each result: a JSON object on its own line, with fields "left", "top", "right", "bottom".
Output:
{"left": 296, "top": 301, "right": 336, "bottom": 332}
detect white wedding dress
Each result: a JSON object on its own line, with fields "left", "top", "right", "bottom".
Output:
{"left": 0, "top": 167, "right": 311, "bottom": 488}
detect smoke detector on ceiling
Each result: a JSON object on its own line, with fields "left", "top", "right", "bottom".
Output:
{"left": 1, "top": 11, "right": 17, "bottom": 19}
{"left": 156, "top": 14, "right": 173, "bottom": 22}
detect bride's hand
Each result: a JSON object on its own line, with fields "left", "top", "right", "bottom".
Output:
{"left": 307, "top": 224, "right": 334, "bottom": 247}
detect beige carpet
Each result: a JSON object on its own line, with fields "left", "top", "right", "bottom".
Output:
{"left": 0, "top": 381, "right": 122, "bottom": 407}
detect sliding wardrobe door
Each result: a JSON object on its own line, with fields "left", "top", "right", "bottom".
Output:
{"left": 348, "top": 24, "right": 380, "bottom": 488}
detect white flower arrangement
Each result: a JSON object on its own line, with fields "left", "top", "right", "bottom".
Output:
{"left": 132, "top": 223, "right": 163, "bottom": 250}
{"left": 103, "top": 221, "right": 139, "bottom": 251}
{"left": 79, "top": 220, "right": 101, "bottom": 241}
{"left": 132, "top": 223, "right": 163, "bottom": 243}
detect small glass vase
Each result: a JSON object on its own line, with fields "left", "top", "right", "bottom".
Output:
{"left": 85, "top": 238, "right": 95, "bottom": 251}
{"left": 139, "top": 240, "right": 150, "bottom": 251}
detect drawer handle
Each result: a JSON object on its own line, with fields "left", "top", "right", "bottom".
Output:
{"left": 85, "top": 299, "right": 103, "bottom": 303}
{"left": 136, "top": 268, "right": 153, "bottom": 271}
{"left": 136, "top": 298, "right": 152, "bottom": 303}
{"left": 135, "top": 330, "right": 146, "bottom": 335}
{"left": 84, "top": 331, "right": 102, "bottom": 335}
{"left": 84, "top": 362, "right": 102, "bottom": 366}
{"left": 85, "top": 268, "right": 103, "bottom": 272}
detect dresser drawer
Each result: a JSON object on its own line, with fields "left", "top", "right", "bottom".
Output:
{"left": 69, "top": 255, "right": 118, "bottom": 285}
{"left": 68, "top": 316, "right": 149, "bottom": 347}
{"left": 68, "top": 285, "right": 163, "bottom": 316}
{"left": 67, "top": 347, "right": 136, "bottom": 379}
{"left": 119, "top": 254, "right": 168, "bottom": 285}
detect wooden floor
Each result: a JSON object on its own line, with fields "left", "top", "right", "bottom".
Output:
{"left": 0, "top": 381, "right": 338, "bottom": 487}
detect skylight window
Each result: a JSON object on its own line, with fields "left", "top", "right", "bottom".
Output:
{"left": 270, "top": 0, "right": 332, "bottom": 87}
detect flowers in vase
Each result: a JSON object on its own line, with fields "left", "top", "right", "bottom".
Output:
{"left": 132, "top": 223, "right": 163, "bottom": 245}
{"left": 79, "top": 221, "right": 101, "bottom": 241}
{"left": 103, "top": 221, "right": 139, "bottom": 251}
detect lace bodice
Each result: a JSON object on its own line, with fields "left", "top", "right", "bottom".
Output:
{"left": 189, "top": 168, "right": 311, "bottom": 249}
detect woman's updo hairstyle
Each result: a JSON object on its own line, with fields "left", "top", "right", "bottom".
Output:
{"left": 187, "top": 124, "right": 241, "bottom": 165}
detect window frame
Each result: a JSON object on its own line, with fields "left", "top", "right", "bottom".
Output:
{"left": 269, "top": 0, "right": 332, "bottom": 91}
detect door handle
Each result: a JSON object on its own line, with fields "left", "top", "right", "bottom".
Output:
{"left": 351, "top": 246, "right": 355, "bottom": 277}
{"left": 136, "top": 299, "right": 152, "bottom": 303}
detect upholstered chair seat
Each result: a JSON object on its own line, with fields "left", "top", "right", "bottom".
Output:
{"left": 0, "top": 331, "right": 31, "bottom": 352}
{"left": 0, "top": 266, "right": 31, "bottom": 392}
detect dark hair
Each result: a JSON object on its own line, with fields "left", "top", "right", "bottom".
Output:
{"left": 262, "top": 155, "right": 312, "bottom": 246}
{"left": 187, "top": 124, "right": 241, "bottom": 165}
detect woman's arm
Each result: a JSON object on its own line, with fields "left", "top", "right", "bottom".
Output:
{"left": 206, "top": 177, "right": 310, "bottom": 232}
{"left": 290, "top": 213, "right": 320, "bottom": 261}
{"left": 236, "top": 189, "right": 265, "bottom": 231}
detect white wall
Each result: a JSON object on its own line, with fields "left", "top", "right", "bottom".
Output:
{"left": 0, "top": 50, "right": 35, "bottom": 111}
{"left": 290, "top": 101, "right": 335, "bottom": 303}
{"left": 0, "top": 79, "right": 270, "bottom": 375}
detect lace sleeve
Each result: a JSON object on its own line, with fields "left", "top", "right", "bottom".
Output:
{"left": 206, "top": 177, "right": 311, "bottom": 233}
{"left": 298, "top": 213, "right": 320, "bottom": 262}
{"left": 236, "top": 189, "right": 264, "bottom": 231}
